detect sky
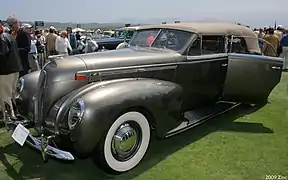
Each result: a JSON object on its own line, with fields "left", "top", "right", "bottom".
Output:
{"left": 1, "top": 0, "right": 287, "bottom": 27}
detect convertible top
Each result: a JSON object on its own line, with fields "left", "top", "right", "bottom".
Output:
{"left": 117, "top": 26, "right": 141, "bottom": 31}
{"left": 139, "top": 22, "right": 260, "bottom": 53}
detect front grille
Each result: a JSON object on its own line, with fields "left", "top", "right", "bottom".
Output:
{"left": 34, "top": 70, "right": 47, "bottom": 126}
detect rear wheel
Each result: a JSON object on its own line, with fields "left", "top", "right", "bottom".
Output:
{"left": 94, "top": 111, "right": 150, "bottom": 174}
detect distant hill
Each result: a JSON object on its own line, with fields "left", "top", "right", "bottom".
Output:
{"left": 20, "top": 21, "right": 129, "bottom": 30}
{"left": 27, "top": 22, "right": 147, "bottom": 30}
{"left": 0, "top": 20, "right": 143, "bottom": 30}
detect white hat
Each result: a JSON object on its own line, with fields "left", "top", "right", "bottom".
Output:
{"left": 49, "top": 26, "right": 56, "bottom": 30}
{"left": 277, "top": 25, "right": 283, "bottom": 28}
{"left": 21, "top": 23, "right": 32, "bottom": 29}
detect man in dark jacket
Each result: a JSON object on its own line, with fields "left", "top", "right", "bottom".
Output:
{"left": 6, "top": 16, "right": 31, "bottom": 77}
{"left": 0, "top": 23, "right": 23, "bottom": 120}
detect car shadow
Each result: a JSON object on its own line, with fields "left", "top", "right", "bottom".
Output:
{"left": 0, "top": 104, "right": 273, "bottom": 180}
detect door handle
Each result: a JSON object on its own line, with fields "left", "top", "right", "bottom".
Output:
{"left": 271, "top": 66, "right": 281, "bottom": 70}
{"left": 137, "top": 68, "right": 146, "bottom": 72}
{"left": 221, "top": 63, "right": 228, "bottom": 67}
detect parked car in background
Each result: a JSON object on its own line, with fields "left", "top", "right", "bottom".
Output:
{"left": 4, "top": 22, "right": 282, "bottom": 174}
{"left": 114, "top": 26, "right": 141, "bottom": 41}
{"left": 103, "top": 30, "right": 115, "bottom": 37}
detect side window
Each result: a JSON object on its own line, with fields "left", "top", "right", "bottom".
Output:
{"left": 188, "top": 36, "right": 225, "bottom": 56}
{"left": 229, "top": 37, "right": 249, "bottom": 53}
{"left": 201, "top": 36, "right": 225, "bottom": 54}
{"left": 188, "top": 37, "right": 201, "bottom": 56}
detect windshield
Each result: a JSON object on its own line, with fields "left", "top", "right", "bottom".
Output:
{"left": 115, "top": 29, "right": 136, "bottom": 39}
{"left": 129, "top": 29, "right": 193, "bottom": 51}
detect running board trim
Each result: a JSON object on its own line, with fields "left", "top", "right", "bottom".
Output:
{"left": 165, "top": 102, "right": 241, "bottom": 138}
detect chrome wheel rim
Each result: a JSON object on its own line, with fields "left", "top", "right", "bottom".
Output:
{"left": 111, "top": 121, "right": 142, "bottom": 161}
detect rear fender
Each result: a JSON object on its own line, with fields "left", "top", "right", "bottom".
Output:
{"left": 70, "top": 78, "right": 182, "bottom": 154}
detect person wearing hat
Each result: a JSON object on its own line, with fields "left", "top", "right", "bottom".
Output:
{"left": 22, "top": 23, "right": 40, "bottom": 72}
{"left": 84, "top": 37, "right": 98, "bottom": 53}
{"left": 0, "top": 23, "right": 23, "bottom": 120}
{"left": 6, "top": 16, "right": 31, "bottom": 77}
{"left": 46, "top": 26, "right": 58, "bottom": 56}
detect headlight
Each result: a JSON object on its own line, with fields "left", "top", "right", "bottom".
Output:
{"left": 68, "top": 98, "right": 85, "bottom": 129}
{"left": 16, "top": 77, "right": 24, "bottom": 98}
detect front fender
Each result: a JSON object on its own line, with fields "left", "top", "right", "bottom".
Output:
{"left": 16, "top": 70, "right": 40, "bottom": 115}
{"left": 70, "top": 78, "right": 182, "bottom": 154}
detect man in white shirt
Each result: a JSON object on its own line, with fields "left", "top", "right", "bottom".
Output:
{"left": 55, "top": 31, "right": 72, "bottom": 55}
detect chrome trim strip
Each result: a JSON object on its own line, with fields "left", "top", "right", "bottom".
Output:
{"left": 76, "top": 54, "right": 228, "bottom": 77}
{"left": 97, "top": 65, "right": 177, "bottom": 76}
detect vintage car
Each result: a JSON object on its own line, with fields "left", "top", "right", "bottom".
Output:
{"left": 103, "top": 30, "right": 115, "bottom": 37}
{"left": 95, "top": 37, "right": 124, "bottom": 50}
{"left": 4, "top": 22, "right": 283, "bottom": 174}
{"left": 114, "top": 26, "right": 141, "bottom": 41}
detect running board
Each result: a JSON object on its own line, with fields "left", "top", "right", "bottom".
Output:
{"left": 165, "top": 101, "right": 241, "bottom": 137}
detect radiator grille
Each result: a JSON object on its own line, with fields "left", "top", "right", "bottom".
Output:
{"left": 34, "top": 70, "right": 47, "bottom": 126}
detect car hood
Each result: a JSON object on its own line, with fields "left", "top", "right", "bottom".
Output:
{"left": 76, "top": 47, "right": 182, "bottom": 70}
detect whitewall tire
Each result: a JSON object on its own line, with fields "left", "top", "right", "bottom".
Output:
{"left": 94, "top": 111, "right": 151, "bottom": 174}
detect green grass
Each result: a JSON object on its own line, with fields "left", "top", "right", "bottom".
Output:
{"left": 0, "top": 73, "right": 288, "bottom": 180}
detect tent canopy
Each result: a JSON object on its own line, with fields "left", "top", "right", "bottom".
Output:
{"left": 72, "top": 28, "right": 86, "bottom": 32}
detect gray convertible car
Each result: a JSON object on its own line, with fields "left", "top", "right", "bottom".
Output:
{"left": 3, "top": 22, "right": 283, "bottom": 174}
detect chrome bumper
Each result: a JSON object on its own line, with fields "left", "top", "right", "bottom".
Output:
{"left": 26, "top": 133, "right": 74, "bottom": 161}
{"left": 6, "top": 121, "right": 74, "bottom": 161}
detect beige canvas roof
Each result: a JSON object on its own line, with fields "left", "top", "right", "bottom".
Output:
{"left": 139, "top": 22, "right": 260, "bottom": 53}
{"left": 118, "top": 26, "right": 141, "bottom": 30}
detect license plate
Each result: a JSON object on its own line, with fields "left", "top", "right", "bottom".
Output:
{"left": 12, "top": 123, "right": 30, "bottom": 146}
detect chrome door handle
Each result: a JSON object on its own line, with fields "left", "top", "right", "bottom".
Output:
{"left": 221, "top": 63, "right": 228, "bottom": 67}
{"left": 271, "top": 66, "right": 281, "bottom": 70}
{"left": 137, "top": 68, "right": 146, "bottom": 72}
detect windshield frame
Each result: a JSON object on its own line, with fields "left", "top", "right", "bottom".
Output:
{"left": 129, "top": 28, "right": 195, "bottom": 54}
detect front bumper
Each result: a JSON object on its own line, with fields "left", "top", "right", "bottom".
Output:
{"left": 6, "top": 120, "right": 74, "bottom": 161}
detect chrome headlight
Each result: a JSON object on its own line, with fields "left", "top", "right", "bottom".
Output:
{"left": 16, "top": 77, "right": 24, "bottom": 99}
{"left": 68, "top": 98, "right": 85, "bottom": 129}
{"left": 17, "top": 77, "right": 24, "bottom": 93}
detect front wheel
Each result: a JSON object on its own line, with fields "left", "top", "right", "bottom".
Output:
{"left": 94, "top": 111, "right": 151, "bottom": 174}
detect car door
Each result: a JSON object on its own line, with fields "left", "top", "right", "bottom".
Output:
{"left": 175, "top": 35, "right": 228, "bottom": 111}
{"left": 222, "top": 36, "right": 283, "bottom": 104}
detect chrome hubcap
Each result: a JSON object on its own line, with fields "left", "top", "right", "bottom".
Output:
{"left": 111, "top": 122, "right": 141, "bottom": 161}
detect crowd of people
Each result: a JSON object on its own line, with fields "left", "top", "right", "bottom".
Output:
{"left": 0, "top": 16, "right": 81, "bottom": 120}
{"left": 0, "top": 16, "right": 99, "bottom": 120}
{"left": 253, "top": 25, "right": 288, "bottom": 69}
{"left": 1, "top": 15, "right": 288, "bottom": 121}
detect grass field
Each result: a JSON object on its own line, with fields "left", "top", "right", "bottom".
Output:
{"left": 0, "top": 73, "right": 287, "bottom": 180}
